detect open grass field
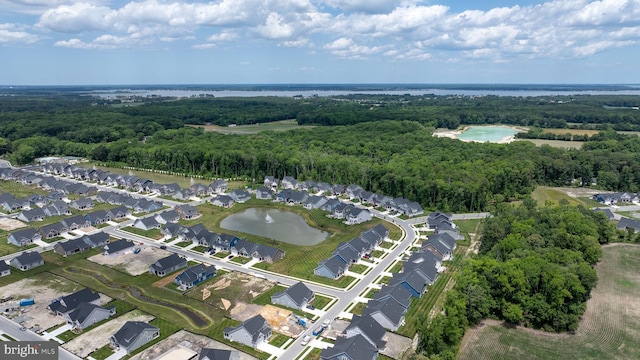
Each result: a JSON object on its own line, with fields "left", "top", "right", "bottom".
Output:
{"left": 191, "top": 199, "right": 402, "bottom": 284}
{"left": 530, "top": 186, "right": 593, "bottom": 207}
{"left": 457, "top": 244, "right": 640, "bottom": 360}
{"left": 187, "top": 120, "right": 316, "bottom": 134}
{"left": 516, "top": 139, "right": 584, "bottom": 149}
{"left": 541, "top": 128, "right": 601, "bottom": 136}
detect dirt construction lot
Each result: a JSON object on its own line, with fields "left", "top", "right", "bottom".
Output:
{"left": 88, "top": 245, "right": 172, "bottom": 276}
{"left": 0, "top": 272, "right": 111, "bottom": 331}
{"left": 0, "top": 218, "right": 26, "bottom": 231}
{"left": 62, "top": 310, "right": 154, "bottom": 358}
{"left": 130, "top": 330, "right": 257, "bottom": 360}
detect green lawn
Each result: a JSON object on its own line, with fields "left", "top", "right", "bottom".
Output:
{"left": 269, "top": 334, "right": 290, "bottom": 347}
{"left": 88, "top": 344, "right": 114, "bottom": 360}
{"left": 251, "top": 284, "right": 284, "bottom": 305}
{"left": 0, "top": 180, "right": 48, "bottom": 198}
{"left": 349, "top": 264, "right": 368, "bottom": 274}
{"left": 530, "top": 186, "right": 593, "bottom": 207}
{"left": 173, "top": 241, "right": 192, "bottom": 248}
{"left": 188, "top": 120, "right": 316, "bottom": 135}
{"left": 349, "top": 302, "right": 366, "bottom": 315}
{"left": 230, "top": 256, "right": 252, "bottom": 264}
{"left": 123, "top": 227, "right": 163, "bottom": 240}
{"left": 310, "top": 294, "right": 333, "bottom": 309}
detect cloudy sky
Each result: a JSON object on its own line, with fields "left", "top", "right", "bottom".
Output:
{"left": 1, "top": 0, "right": 639, "bottom": 85}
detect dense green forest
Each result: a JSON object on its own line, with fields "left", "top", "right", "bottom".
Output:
{"left": 418, "top": 204, "right": 615, "bottom": 359}
{"left": 2, "top": 94, "right": 640, "bottom": 212}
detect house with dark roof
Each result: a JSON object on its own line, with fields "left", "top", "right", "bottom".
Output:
{"left": 362, "top": 297, "right": 408, "bottom": 331}
{"left": 54, "top": 238, "right": 91, "bottom": 257}
{"left": 223, "top": 314, "right": 272, "bottom": 348}
{"left": 211, "top": 195, "right": 235, "bottom": 208}
{"left": 199, "top": 348, "right": 239, "bottom": 360}
{"left": 110, "top": 321, "right": 159, "bottom": 354}
{"left": 10, "top": 251, "right": 44, "bottom": 271}
{"left": 314, "top": 182, "right": 332, "bottom": 193}
{"left": 82, "top": 232, "right": 110, "bottom": 248}
{"left": 388, "top": 271, "right": 427, "bottom": 298}
{"left": 372, "top": 284, "right": 414, "bottom": 310}
{"left": 17, "top": 207, "right": 46, "bottom": 223}
{"left": 343, "top": 314, "right": 387, "bottom": 350}
{"left": 103, "top": 239, "right": 135, "bottom": 257}
{"left": 149, "top": 253, "right": 187, "bottom": 276}
{"left": 85, "top": 210, "right": 110, "bottom": 226}
{"left": 271, "top": 281, "right": 315, "bottom": 310}
{"left": 48, "top": 288, "right": 101, "bottom": 315}
{"left": 346, "top": 184, "right": 364, "bottom": 199}
{"left": 617, "top": 217, "right": 640, "bottom": 232}
{"left": 132, "top": 217, "right": 161, "bottom": 231}
{"left": 321, "top": 334, "right": 378, "bottom": 360}
{"left": 161, "top": 223, "right": 187, "bottom": 239}
{"left": 70, "top": 198, "right": 94, "bottom": 211}
{"left": 594, "top": 208, "right": 615, "bottom": 220}
{"left": 154, "top": 210, "right": 180, "bottom": 224}
{"left": 0, "top": 261, "right": 11, "bottom": 277}
{"left": 304, "top": 195, "right": 328, "bottom": 209}
{"left": 175, "top": 264, "right": 217, "bottom": 290}
{"left": 251, "top": 244, "right": 285, "bottom": 263}
{"left": 7, "top": 228, "right": 42, "bottom": 247}
{"left": 176, "top": 204, "right": 200, "bottom": 220}
{"left": 229, "top": 189, "right": 251, "bottom": 203}
{"left": 281, "top": 176, "right": 298, "bottom": 190}
{"left": 346, "top": 208, "right": 371, "bottom": 225}
{"left": 61, "top": 215, "right": 90, "bottom": 231}
{"left": 37, "top": 222, "right": 68, "bottom": 239}
{"left": 333, "top": 243, "right": 360, "bottom": 264}
{"left": 263, "top": 176, "right": 279, "bottom": 189}
{"left": 255, "top": 187, "right": 274, "bottom": 200}
{"left": 190, "top": 183, "right": 209, "bottom": 197}
{"left": 44, "top": 200, "right": 71, "bottom": 217}
{"left": 421, "top": 236, "right": 454, "bottom": 261}
{"left": 213, "top": 233, "right": 238, "bottom": 252}
{"left": 314, "top": 255, "right": 349, "bottom": 279}
{"left": 106, "top": 206, "right": 130, "bottom": 220}
{"left": 65, "top": 302, "right": 115, "bottom": 330}
{"left": 209, "top": 179, "right": 228, "bottom": 194}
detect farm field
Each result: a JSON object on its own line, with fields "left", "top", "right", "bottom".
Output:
{"left": 457, "top": 244, "right": 640, "bottom": 360}
{"left": 516, "top": 139, "right": 584, "bottom": 149}
{"left": 187, "top": 119, "right": 316, "bottom": 134}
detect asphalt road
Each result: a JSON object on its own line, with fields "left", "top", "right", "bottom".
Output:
{"left": 0, "top": 316, "right": 81, "bottom": 360}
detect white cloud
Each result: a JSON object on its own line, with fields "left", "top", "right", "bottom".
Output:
{"left": 37, "top": 2, "right": 116, "bottom": 33}
{"left": 207, "top": 31, "right": 238, "bottom": 42}
{"left": 0, "top": 23, "right": 40, "bottom": 44}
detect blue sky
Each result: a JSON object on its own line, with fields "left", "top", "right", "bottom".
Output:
{"left": 1, "top": 0, "right": 639, "bottom": 85}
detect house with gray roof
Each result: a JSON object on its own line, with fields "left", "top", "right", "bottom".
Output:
{"left": 85, "top": 209, "right": 110, "bottom": 225}
{"left": 229, "top": 189, "right": 251, "bottom": 203}
{"left": 7, "top": 228, "right": 42, "bottom": 247}
{"left": 321, "top": 334, "right": 378, "bottom": 360}
{"left": 106, "top": 205, "right": 130, "bottom": 220}
{"left": 65, "top": 302, "right": 115, "bottom": 330}
{"left": 617, "top": 217, "right": 640, "bottom": 232}
{"left": 154, "top": 210, "right": 180, "bottom": 224}
{"left": 10, "top": 251, "right": 44, "bottom": 271}
{"left": 82, "top": 232, "right": 110, "bottom": 248}
{"left": 281, "top": 176, "right": 298, "bottom": 190}
{"left": 44, "top": 200, "right": 71, "bottom": 216}
{"left": 110, "top": 321, "right": 159, "bottom": 354}
{"left": 199, "top": 348, "right": 239, "bottom": 360}
{"left": 61, "top": 215, "right": 90, "bottom": 231}
{"left": 149, "top": 253, "right": 187, "bottom": 276}
{"left": 190, "top": 183, "right": 209, "bottom": 197}
{"left": 314, "top": 255, "right": 349, "bottom": 279}
{"left": 346, "top": 208, "right": 371, "bottom": 225}
{"left": 371, "top": 224, "right": 389, "bottom": 239}
{"left": 132, "top": 217, "right": 161, "bottom": 231}
{"left": 38, "top": 222, "right": 68, "bottom": 239}
{"left": 103, "top": 239, "right": 135, "bottom": 257}
{"left": 213, "top": 233, "right": 238, "bottom": 252}
{"left": 211, "top": 195, "right": 234, "bottom": 208}
{"left": 255, "top": 187, "right": 275, "bottom": 200}
{"left": 223, "top": 314, "right": 272, "bottom": 348}
{"left": 373, "top": 284, "right": 413, "bottom": 309}
{"left": 0, "top": 261, "right": 11, "bottom": 277}
{"left": 209, "top": 179, "right": 228, "bottom": 194}
{"left": 161, "top": 223, "right": 187, "bottom": 239}
{"left": 17, "top": 207, "right": 46, "bottom": 223}
{"left": 334, "top": 242, "right": 360, "bottom": 264}
{"left": 271, "top": 281, "right": 315, "bottom": 310}
{"left": 70, "top": 198, "right": 94, "bottom": 211}
{"left": 176, "top": 204, "right": 200, "bottom": 220}
{"left": 54, "top": 238, "right": 91, "bottom": 257}
{"left": 314, "top": 182, "right": 332, "bottom": 193}
{"left": 304, "top": 195, "right": 328, "bottom": 209}
{"left": 264, "top": 176, "right": 279, "bottom": 189}
{"left": 251, "top": 244, "right": 285, "bottom": 263}
{"left": 344, "top": 314, "right": 387, "bottom": 350}
{"left": 175, "top": 264, "right": 217, "bottom": 290}
{"left": 48, "top": 288, "right": 101, "bottom": 315}
{"left": 593, "top": 208, "right": 615, "bottom": 220}
{"left": 421, "top": 234, "right": 455, "bottom": 261}
{"left": 362, "top": 297, "right": 407, "bottom": 331}
{"left": 346, "top": 184, "right": 364, "bottom": 199}
{"left": 388, "top": 271, "right": 427, "bottom": 298}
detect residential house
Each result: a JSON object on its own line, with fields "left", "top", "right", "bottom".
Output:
{"left": 314, "top": 255, "right": 349, "bottom": 279}
{"left": 10, "top": 251, "right": 44, "bottom": 271}
{"left": 65, "top": 302, "right": 115, "bottom": 330}
{"left": 82, "top": 232, "right": 110, "bottom": 248}
{"left": 388, "top": 271, "right": 427, "bottom": 298}
{"left": 132, "top": 217, "right": 161, "bottom": 231}
{"left": 421, "top": 234, "right": 455, "bottom": 261}
{"left": 209, "top": 179, "right": 228, "bottom": 194}
{"left": 69, "top": 198, "right": 95, "bottom": 211}
{"left": 371, "top": 224, "right": 389, "bottom": 240}
{"left": 434, "top": 222, "right": 463, "bottom": 240}
{"left": 304, "top": 195, "right": 328, "bottom": 209}
{"left": 85, "top": 210, "right": 110, "bottom": 226}
{"left": 343, "top": 314, "right": 387, "bottom": 350}
{"left": 103, "top": 239, "right": 135, "bottom": 257}
{"left": 321, "top": 334, "right": 378, "bottom": 360}
{"left": 334, "top": 242, "right": 361, "bottom": 264}
{"left": 190, "top": 183, "right": 209, "bottom": 197}
{"left": 223, "top": 314, "right": 272, "bottom": 348}
{"left": 154, "top": 210, "right": 180, "bottom": 224}
{"left": 372, "top": 284, "right": 413, "bottom": 309}
{"left": 211, "top": 195, "right": 235, "bottom": 208}
{"left": 229, "top": 189, "right": 251, "bottom": 203}
{"left": 176, "top": 204, "right": 200, "bottom": 220}
{"left": 213, "top": 233, "right": 238, "bottom": 252}
{"left": 230, "top": 238, "right": 257, "bottom": 258}
{"left": 617, "top": 217, "right": 640, "bottom": 232}
{"left": 346, "top": 184, "right": 364, "bottom": 199}
{"left": 251, "top": 245, "right": 285, "bottom": 263}
{"left": 199, "top": 348, "right": 240, "bottom": 360}
{"left": 263, "top": 176, "right": 279, "bottom": 189}
{"left": 359, "top": 191, "right": 376, "bottom": 205}
{"left": 7, "top": 228, "right": 42, "bottom": 247}
{"left": 346, "top": 208, "right": 372, "bottom": 225}
{"left": 61, "top": 214, "right": 90, "bottom": 231}
{"left": 299, "top": 180, "right": 316, "bottom": 191}
{"left": 44, "top": 200, "right": 71, "bottom": 216}
{"left": 314, "top": 182, "right": 332, "bottom": 193}
{"left": 17, "top": 208, "right": 46, "bottom": 223}
{"left": 175, "top": 264, "right": 217, "bottom": 290}
{"left": 281, "top": 176, "right": 298, "bottom": 190}
{"left": 271, "top": 282, "right": 314, "bottom": 310}
{"left": 48, "top": 288, "right": 101, "bottom": 316}
{"left": 332, "top": 184, "right": 346, "bottom": 196}
{"left": 0, "top": 261, "right": 10, "bottom": 277}
{"left": 106, "top": 206, "right": 131, "bottom": 221}
{"left": 54, "top": 238, "right": 91, "bottom": 257}
{"left": 362, "top": 297, "right": 408, "bottom": 331}
{"left": 391, "top": 198, "right": 424, "bottom": 217}
{"left": 149, "top": 253, "right": 187, "bottom": 276}
{"left": 594, "top": 208, "right": 616, "bottom": 220}
{"left": 403, "top": 252, "right": 441, "bottom": 286}
{"left": 38, "top": 222, "right": 68, "bottom": 239}
{"left": 110, "top": 321, "right": 160, "bottom": 354}
{"left": 160, "top": 223, "right": 186, "bottom": 239}
{"left": 255, "top": 187, "right": 274, "bottom": 200}
{"left": 172, "top": 189, "right": 194, "bottom": 201}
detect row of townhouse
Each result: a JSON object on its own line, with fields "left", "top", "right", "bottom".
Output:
{"left": 130, "top": 205, "right": 200, "bottom": 231}
{"left": 593, "top": 192, "right": 640, "bottom": 205}
{"left": 314, "top": 224, "right": 389, "bottom": 279}
{"left": 263, "top": 175, "right": 424, "bottom": 217}
{"left": 95, "top": 190, "right": 163, "bottom": 213}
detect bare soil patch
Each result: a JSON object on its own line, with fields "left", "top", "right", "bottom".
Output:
{"left": 130, "top": 329, "right": 257, "bottom": 360}
{"left": 0, "top": 273, "right": 110, "bottom": 331}
{"left": 186, "top": 272, "right": 274, "bottom": 313}
{"left": 62, "top": 310, "right": 154, "bottom": 358}
{"left": 381, "top": 332, "right": 413, "bottom": 359}
{"left": 88, "top": 246, "right": 171, "bottom": 276}
{"left": 0, "top": 218, "right": 27, "bottom": 231}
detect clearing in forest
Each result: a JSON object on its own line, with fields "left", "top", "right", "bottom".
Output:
{"left": 457, "top": 244, "right": 640, "bottom": 360}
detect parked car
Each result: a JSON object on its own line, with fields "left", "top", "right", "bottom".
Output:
{"left": 160, "top": 245, "right": 167, "bottom": 250}
{"left": 19, "top": 326, "right": 26, "bottom": 331}
{"left": 306, "top": 304, "right": 315, "bottom": 310}
{"left": 301, "top": 335, "right": 311, "bottom": 346}
{"left": 228, "top": 255, "right": 234, "bottom": 259}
